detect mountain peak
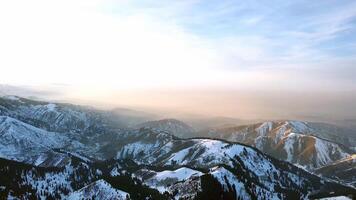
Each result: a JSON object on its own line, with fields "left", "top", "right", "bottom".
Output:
{"left": 67, "top": 179, "right": 129, "bottom": 200}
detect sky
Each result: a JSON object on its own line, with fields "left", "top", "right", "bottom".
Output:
{"left": 0, "top": 0, "right": 356, "bottom": 120}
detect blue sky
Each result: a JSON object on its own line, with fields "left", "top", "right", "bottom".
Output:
{"left": 1, "top": 0, "right": 356, "bottom": 86}
{"left": 106, "top": 0, "right": 356, "bottom": 86}
{"left": 0, "top": 0, "right": 356, "bottom": 118}
{"left": 115, "top": 0, "right": 356, "bottom": 59}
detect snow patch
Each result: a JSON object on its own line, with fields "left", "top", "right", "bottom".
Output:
{"left": 150, "top": 167, "right": 202, "bottom": 182}
{"left": 66, "top": 179, "right": 129, "bottom": 200}
{"left": 45, "top": 103, "right": 57, "bottom": 111}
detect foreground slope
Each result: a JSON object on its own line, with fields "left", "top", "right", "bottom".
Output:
{"left": 0, "top": 157, "right": 168, "bottom": 200}
{"left": 1, "top": 155, "right": 355, "bottom": 200}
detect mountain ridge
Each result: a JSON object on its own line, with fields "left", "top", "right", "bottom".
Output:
{"left": 135, "top": 118, "right": 195, "bottom": 138}
{"left": 198, "top": 120, "right": 355, "bottom": 169}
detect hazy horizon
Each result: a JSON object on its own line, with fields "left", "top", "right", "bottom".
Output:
{"left": 1, "top": 84, "right": 356, "bottom": 127}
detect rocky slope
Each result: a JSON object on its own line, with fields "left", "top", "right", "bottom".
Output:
{"left": 315, "top": 154, "right": 356, "bottom": 187}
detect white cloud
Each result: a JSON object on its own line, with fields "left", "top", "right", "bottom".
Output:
{"left": 0, "top": 0, "right": 355, "bottom": 95}
{"left": 0, "top": 0, "right": 231, "bottom": 89}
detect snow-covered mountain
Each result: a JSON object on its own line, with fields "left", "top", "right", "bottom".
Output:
{"left": 0, "top": 96, "right": 355, "bottom": 199}
{"left": 0, "top": 116, "right": 74, "bottom": 166}
{"left": 0, "top": 114, "right": 100, "bottom": 167}
{"left": 199, "top": 120, "right": 355, "bottom": 169}
{"left": 0, "top": 96, "right": 119, "bottom": 134}
{"left": 0, "top": 95, "right": 131, "bottom": 160}
{"left": 136, "top": 119, "right": 195, "bottom": 138}
{"left": 108, "top": 128, "right": 356, "bottom": 199}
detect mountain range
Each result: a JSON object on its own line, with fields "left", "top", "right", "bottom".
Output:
{"left": 0, "top": 95, "right": 355, "bottom": 199}
{"left": 197, "top": 121, "right": 356, "bottom": 170}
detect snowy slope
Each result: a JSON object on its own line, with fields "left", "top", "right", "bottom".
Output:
{"left": 0, "top": 96, "right": 121, "bottom": 135}
{"left": 114, "top": 130, "right": 356, "bottom": 199}
{"left": 66, "top": 180, "right": 129, "bottom": 200}
{"left": 0, "top": 156, "right": 101, "bottom": 199}
{"left": 201, "top": 120, "right": 354, "bottom": 169}
{"left": 0, "top": 96, "right": 131, "bottom": 160}
{"left": 210, "top": 166, "right": 276, "bottom": 199}
{"left": 0, "top": 157, "right": 172, "bottom": 200}
{"left": 2, "top": 155, "right": 355, "bottom": 200}
{"left": 146, "top": 167, "right": 203, "bottom": 183}
{"left": 135, "top": 167, "right": 203, "bottom": 193}
{"left": 0, "top": 116, "right": 73, "bottom": 165}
